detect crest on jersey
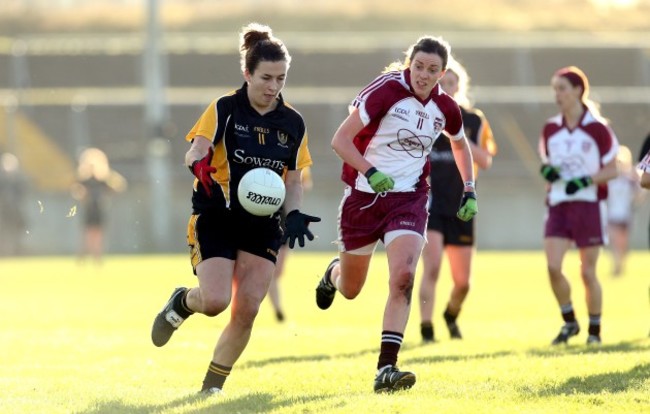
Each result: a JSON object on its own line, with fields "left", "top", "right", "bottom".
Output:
{"left": 388, "top": 128, "right": 434, "bottom": 158}
{"left": 277, "top": 131, "right": 289, "bottom": 145}
{"left": 433, "top": 118, "right": 443, "bottom": 136}
{"left": 581, "top": 141, "right": 592, "bottom": 153}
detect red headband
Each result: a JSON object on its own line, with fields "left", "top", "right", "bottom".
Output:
{"left": 555, "top": 66, "right": 589, "bottom": 99}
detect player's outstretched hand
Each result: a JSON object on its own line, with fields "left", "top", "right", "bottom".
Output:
{"left": 365, "top": 167, "right": 395, "bottom": 193}
{"left": 190, "top": 148, "right": 217, "bottom": 197}
{"left": 540, "top": 164, "right": 561, "bottom": 183}
{"left": 457, "top": 191, "right": 478, "bottom": 222}
{"left": 282, "top": 210, "right": 321, "bottom": 248}
{"left": 565, "top": 176, "right": 592, "bottom": 195}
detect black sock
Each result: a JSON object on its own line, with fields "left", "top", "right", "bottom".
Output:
{"left": 201, "top": 362, "right": 232, "bottom": 391}
{"left": 443, "top": 305, "right": 459, "bottom": 324}
{"left": 377, "top": 331, "right": 403, "bottom": 370}
{"left": 275, "top": 310, "right": 285, "bottom": 322}
{"left": 173, "top": 289, "right": 194, "bottom": 319}
{"left": 323, "top": 270, "right": 335, "bottom": 288}
{"left": 420, "top": 322, "right": 434, "bottom": 341}
{"left": 560, "top": 303, "right": 576, "bottom": 324}
{"left": 588, "top": 314, "right": 601, "bottom": 337}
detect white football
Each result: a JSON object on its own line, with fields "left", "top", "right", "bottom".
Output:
{"left": 237, "top": 167, "right": 286, "bottom": 216}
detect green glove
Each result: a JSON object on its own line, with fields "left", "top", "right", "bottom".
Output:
{"left": 540, "top": 164, "right": 560, "bottom": 183}
{"left": 365, "top": 167, "right": 395, "bottom": 193}
{"left": 565, "top": 176, "right": 592, "bottom": 195}
{"left": 457, "top": 191, "right": 478, "bottom": 222}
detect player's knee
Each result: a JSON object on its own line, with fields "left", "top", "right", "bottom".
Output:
{"left": 389, "top": 269, "right": 415, "bottom": 299}
{"left": 423, "top": 267, "right": 441, "bottom": 282}
{"left": 580, "top": 270, "right": 598, "bottom": 285}
{"left": 231, "top": 302, "right": 261, "bottom": 329}
{"left": 339, "top": 285, "right": 362, "bottom": 300}
{"left": 456, "top": 281, "right": 470, "bottom": 295}
{"left": 547, "top": 264, "right": 563, "bottom": 279}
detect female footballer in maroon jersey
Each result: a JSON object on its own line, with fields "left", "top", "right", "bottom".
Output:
{"left": 150, "top": 23, "right": 318, "bottom": 395}
{"left": 314, "top": 35, "right": 477, "bottom": 393}
{"left": 538, "top": 66, "right": 619, "bottom": 346}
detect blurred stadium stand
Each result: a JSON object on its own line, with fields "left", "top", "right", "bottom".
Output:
{"left": 1, "top": 31, "right": 649, "bottom": 254}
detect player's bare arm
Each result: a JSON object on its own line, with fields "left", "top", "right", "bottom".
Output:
{"left": 641, "top": 172, "right": 650, "bottom": 189}
{"left": 331, "top": 109, "right": 374, "bottom": 175}
{"left": 185, "top": 135, "right": 213, "bottom": 167}
{"left": 468, "top": 140, "right": 493, "bottom": 170}
{"left": 283, "top": 169, "right": 304, "bottom": 213}
{"left": 589, "top": 157, "right": 618, "bottom": 184}
{"left": 450, "top": 137, "right": 475, "bottom": 190}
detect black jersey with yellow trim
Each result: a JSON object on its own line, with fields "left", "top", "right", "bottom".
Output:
{"left": 428, "top": 106, "right": 496, "bottom": 216}
{"left": 186, "top": 83, "right": 312, "bottom": 214}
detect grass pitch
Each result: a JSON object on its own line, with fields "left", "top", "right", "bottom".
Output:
{"left": 0, "top": 251, "right": 649, "bottom": 413}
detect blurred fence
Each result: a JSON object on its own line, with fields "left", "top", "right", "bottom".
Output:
{"left": 1, "top": 31, "right": 650, "bottom": 254}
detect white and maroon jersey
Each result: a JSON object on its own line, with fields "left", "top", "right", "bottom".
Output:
{"left": 538, "top": 107, "right": 619, "bottom": 206}
{"left": 638, "top": 149, "right": 650, "bottom": 173}
{"left": 607, "top": 172, "right": 638, "bottom": 224}
{"left": 343, "top": 69, "right": 464, "bottom": 193}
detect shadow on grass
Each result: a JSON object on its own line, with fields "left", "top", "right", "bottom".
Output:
{"left": 398, "top": 338, "right": 650, "bottom": 365}
{"left": 535, "top": 363, "right": 650, "bottom": 396}
{"left": 240, "top": 342, "right": 515, "bottom": 369}
{"left": 526, "top": 338, "right": 650, "bottom": 357}
{"left": 240, "top": 339, "right": 650, "bottom": 370}
{"left": 402, "top": 350, "right": 514, "bottom": 365}
{"left": 241, "top": 346, "right": 384, "bottom": 369}
{"left": 75, "top": 392, "right": 204, "bottom": 414}
{"left": 76, "top": 391, "right": 343, "bottom": 414}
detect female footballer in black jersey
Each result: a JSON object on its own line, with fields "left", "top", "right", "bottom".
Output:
{"left": 150, "top": 23, "right": 319, "bottom": 395}
{"left": 418, "top": 57, "right": 497, "bottom": 342}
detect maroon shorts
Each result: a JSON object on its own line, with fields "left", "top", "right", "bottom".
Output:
{"left": 338, "top": 187, "right": 429, "bottom": 252}
{"left": 544, "top": 201, "right": 606, "bottom": 247}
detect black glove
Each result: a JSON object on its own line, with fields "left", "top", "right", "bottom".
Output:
{"left": 540, "top": 164, "right": 560, "bottom": 183}
{"left": 281, "top": 210, "right": 321, "bottom": 248}
{"left": 565, "top": 176, "right": 592, "bottom": 195}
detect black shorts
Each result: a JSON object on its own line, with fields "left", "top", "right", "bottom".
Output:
{"left": 187, "top": 208, "right": 283, "bottom": 273}
{"left": 427, "top": 211, "right": 475, "bottom": 246}
{"left": 84, "top": 207, "right": 104, "bottom": 226}
{"left": 278, "top": 207, "right": 288, "bottom": 246}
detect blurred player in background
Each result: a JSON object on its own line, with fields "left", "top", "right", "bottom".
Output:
{"left": 638, "top": 133, "right": 650, "bottom": 247}
{"left": 639, "top": 146, "right": 650, "bottom": 189}
{"left": 267, "top": 166, "right": 313, "bottom": 322}
{"left": 150, "top": 23, "right": 319, "bottom": 395}
{"left": 0, "top": 152, "right": 28, "bottom": 256}
{"left": 418, "top": 57, "right": 497, "bottom": 342}
{"left": 637, "top": 146, "right": 650, "bottom": 337}
{"left": 538, "top": 66, "right": 619, "bottom": 346}
{"left": 606, "top": 145, "right": 641, "bottom": 277}
{"left": 70, "top": 147, "right": 127, "bottom": 265}
{"left": 314, "top": 35, "right": 476, "bottom": 393}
